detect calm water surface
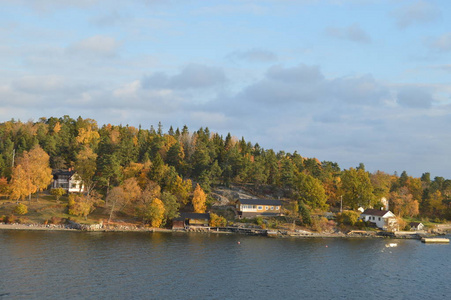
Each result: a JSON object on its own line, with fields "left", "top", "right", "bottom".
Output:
{"left": 0, "top": 230, "right": 450, "bottom": 299}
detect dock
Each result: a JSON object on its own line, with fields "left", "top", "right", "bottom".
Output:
{"left": 421, "top": 238, "right": 450, "bottom": 243}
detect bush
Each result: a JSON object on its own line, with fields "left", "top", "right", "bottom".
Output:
{"left": 14, "top": 203, "right": 28, "bottom": 215}
{"left": 336, "top": 211, "right": 360, "bottom": 226}
{"left": 4, "top": 214, "right": 17, "bottom": 224}
{"left": 49, "top": 216, "right": 63, "bottom": 225}
{"left": 209, "top": 213, "right": 227, "bottom": 227}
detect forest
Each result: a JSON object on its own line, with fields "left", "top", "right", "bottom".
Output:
{"left": 0, "top": 116, "right": 450, "bottom": 228}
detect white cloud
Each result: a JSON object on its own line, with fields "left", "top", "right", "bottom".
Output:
{"left": 396, "top": 87, "right": 433, "bottom": 108}
{"left": 325, "top": 23, "right": 371, "bottom": 43}
{"left": 142, "top": 64, "right": 227, "bottom": 90}
{"left": 227, "top": 49, "right": 278, "bottom": 63}
{"left": 393, "top": 1, "right": 440, "bottom": 29}
{"left": 426, "top": 33, "right": 451, "bottom": 52}
{"left": 67, "top": 35, "right": 121, "bottom": 57}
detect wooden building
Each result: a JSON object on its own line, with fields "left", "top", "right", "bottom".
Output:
{"left": 172, "top": 212, "right": 211, "bottom": 230}
{"left": 235, "top": 199, "right": 282, "bottom": 218}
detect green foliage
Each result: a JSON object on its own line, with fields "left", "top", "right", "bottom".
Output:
{"left": 14, "top": 203, "right": 28, "bottom": 215}
{"left": 336, "top": 211, "right": 360, "bottom": 226}
{"left": 50, "top": 188, "right": 66, "bottom": 202}
{"left": 296, "top": 173, "right": 328, "bottom": 211}
{"left": 3, "top": 117, "right": 451, "bottom": 223}
{"left": 298, "top": 201, "right": 312, "bottom": 225}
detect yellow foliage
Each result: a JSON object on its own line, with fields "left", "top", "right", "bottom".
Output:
{"left": 192, "top": 184, "right": 207, "bottom": 213}
{"left": 209, "top": 213, "right": 226, "bottom": 227}
{"left": 150, "top": 198, "right": 165, "bottom": 227}
{"left": 76, "top": 126, "right": 100, "bottom": 146}
{"left": 9, "top": 146, "right": 52, "bottom": 201}
{"left": 53, "top": 122, "right": 61, "bottom": 134}
{"left": 14, "top": 203, "right": 28, "bottom": 215}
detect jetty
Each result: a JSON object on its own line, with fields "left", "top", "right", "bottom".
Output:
{"left": 421, "top": 238, "right": 450, "bottom": 243}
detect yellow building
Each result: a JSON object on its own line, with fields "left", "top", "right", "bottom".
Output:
{"left": 236, "top": 199, "right": 282, "bottom": 218}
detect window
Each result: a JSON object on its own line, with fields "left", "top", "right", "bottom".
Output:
{"left": 257, "top": 206, "right": 263, "bottom": 210}
{"left": 270, "top": 206, "right": 274, "bottom": 210}
{"left": 276, "top": 207, "right": 279, "bottom": 210}
{"left": 265, "top": 206, "right": 269, "bottom": 210}
{"left": 378, "top": 217, "right": 381, "bottom": 221}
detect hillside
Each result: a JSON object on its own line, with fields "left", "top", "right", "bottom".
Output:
{"left": 0, "top": 116, "right": 450, "bottom": 229}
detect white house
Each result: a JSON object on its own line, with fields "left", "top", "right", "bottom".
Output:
{"left": 409, "top": 222, "right": 425, "bottom": 231}
{"left": 360, "top": 209, "right": 398, "bottom": 231}
{"left": 51, "top": 170, "right": 84, "bottom": 193}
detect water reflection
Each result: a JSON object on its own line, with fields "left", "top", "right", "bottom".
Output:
{"left": 1, "top": 231, "right": 450, "bottom": 299}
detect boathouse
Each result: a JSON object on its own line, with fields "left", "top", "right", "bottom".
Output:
{"left": 172, "top": 212, "right": 211, "bottom": 230}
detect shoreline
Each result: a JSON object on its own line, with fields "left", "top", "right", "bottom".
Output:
{"left": 0, "top": 223, "right": 439, "bottom": 239}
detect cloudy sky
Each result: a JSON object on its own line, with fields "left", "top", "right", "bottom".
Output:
{"left": 1, "top": 0, "right": 451, "bottom": 178}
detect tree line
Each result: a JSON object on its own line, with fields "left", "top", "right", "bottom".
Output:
{"left": 0, "top": 116, "right": 450, "bottom": 225}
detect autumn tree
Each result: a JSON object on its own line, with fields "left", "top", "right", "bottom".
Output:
{"left": 68, "top": 193, "right": 96, "bottom": 220}
{"left": 75, "top": 147, "right": 97, "bottom": 196}
{"left": 51, "top": 187, "right": 66, "bottom": 203}
{"left": 136, "top": 197, "right": 165, "bottom": 227}
{"left": 106, "top": 186, "right": 125, "bottom": 223}
{"left": 9, "top": 146, "right": 53, "bottom": 202}
{"left": 209, "top": 213, "right": 226, "bottom": 227}
{"left": 192, "top": 183, "right": 207, "bottom": 213}
{"left": 340, "top": 168, "right": 374, "bottom": 209}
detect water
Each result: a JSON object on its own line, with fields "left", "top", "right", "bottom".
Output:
{"left": 1, "top": 231, "right": 450, "bottom": 299}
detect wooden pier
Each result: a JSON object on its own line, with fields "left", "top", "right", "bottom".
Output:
{"left": 421, "top": 238, "right": 450, "bottom": 243}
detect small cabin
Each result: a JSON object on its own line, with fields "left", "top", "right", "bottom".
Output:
{"left": 409, "top": 222, "right": 425, "bottom": 231}
{"left": 172, "top": 212, "right": 210, "bottom": 230}
{"left": 236, "top": 199, "right": 282, "bottom": 218}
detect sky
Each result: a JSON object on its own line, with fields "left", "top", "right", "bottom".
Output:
{"left": 1, "top": 0, "right": 451, "bottom": 178}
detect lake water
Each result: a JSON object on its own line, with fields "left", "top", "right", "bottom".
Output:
{"left": 0, "top": 231, "right": 450, "bottom": 299}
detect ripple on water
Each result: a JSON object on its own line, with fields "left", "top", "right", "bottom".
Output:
{"left": 1, "top": 231, "right": 450, "bottom": 299}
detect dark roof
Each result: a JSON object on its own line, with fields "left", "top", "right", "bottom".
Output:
{"left": 238, "top": 199, "right": 282, "bottom": 206}
{"left": 174, "top": 212, "right": 210, "bottom": 221}
{"left": 52, "top": 169, "right": 75, "bottom": 176}
{"left": 361, "top": 209, "right": 391, "bottom": 217}
{"left": 409, "top": 222, "right": 422, "bottom": 226}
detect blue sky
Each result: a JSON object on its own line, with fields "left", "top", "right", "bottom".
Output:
{"left": 1, "top": 0, "right": 451, "bottom": 178}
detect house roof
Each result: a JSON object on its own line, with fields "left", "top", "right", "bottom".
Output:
{"left": 174, "top": 212, "right": 210, "bottom": 221}
{"left": 52, "top": 169, "right": 75, "bottom": 176}
{"left": 409, "top": 222, "right": 423, "bottom": 227}
{"left": 361, "top": 209, "right": 393, "bottom": 217}
{"left": 238, "top": 199, "right": 282, "bottom": 206}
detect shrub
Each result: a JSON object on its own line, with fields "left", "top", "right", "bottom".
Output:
{"left": 209, "top": 213, "right": 227, "bottom": 227}
{"left": 4, "top": 214, "right": 17, "bottom": 224}
{"left": 49, "top": 216, "right": 63, "bottom": 224}
{"left": 14, "top": 203, "right": 28, "bottom": 215}
{"left": 336, "top": 211, "right": 360, "bottom": 226}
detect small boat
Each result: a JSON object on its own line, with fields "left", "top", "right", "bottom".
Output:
{"left": 385, "top": 243, "right": 397, "bottom": 248}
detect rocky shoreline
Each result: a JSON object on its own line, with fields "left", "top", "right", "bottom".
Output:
{"left": 0, "top": 222, "right": 443, "bottom": 240}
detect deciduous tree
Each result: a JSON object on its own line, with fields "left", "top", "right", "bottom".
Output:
{"left": 9, "top": 146, "right": 52, "bottom": 202}
{"left": 192, "top": 183, "right": 207, "bottom": 213}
